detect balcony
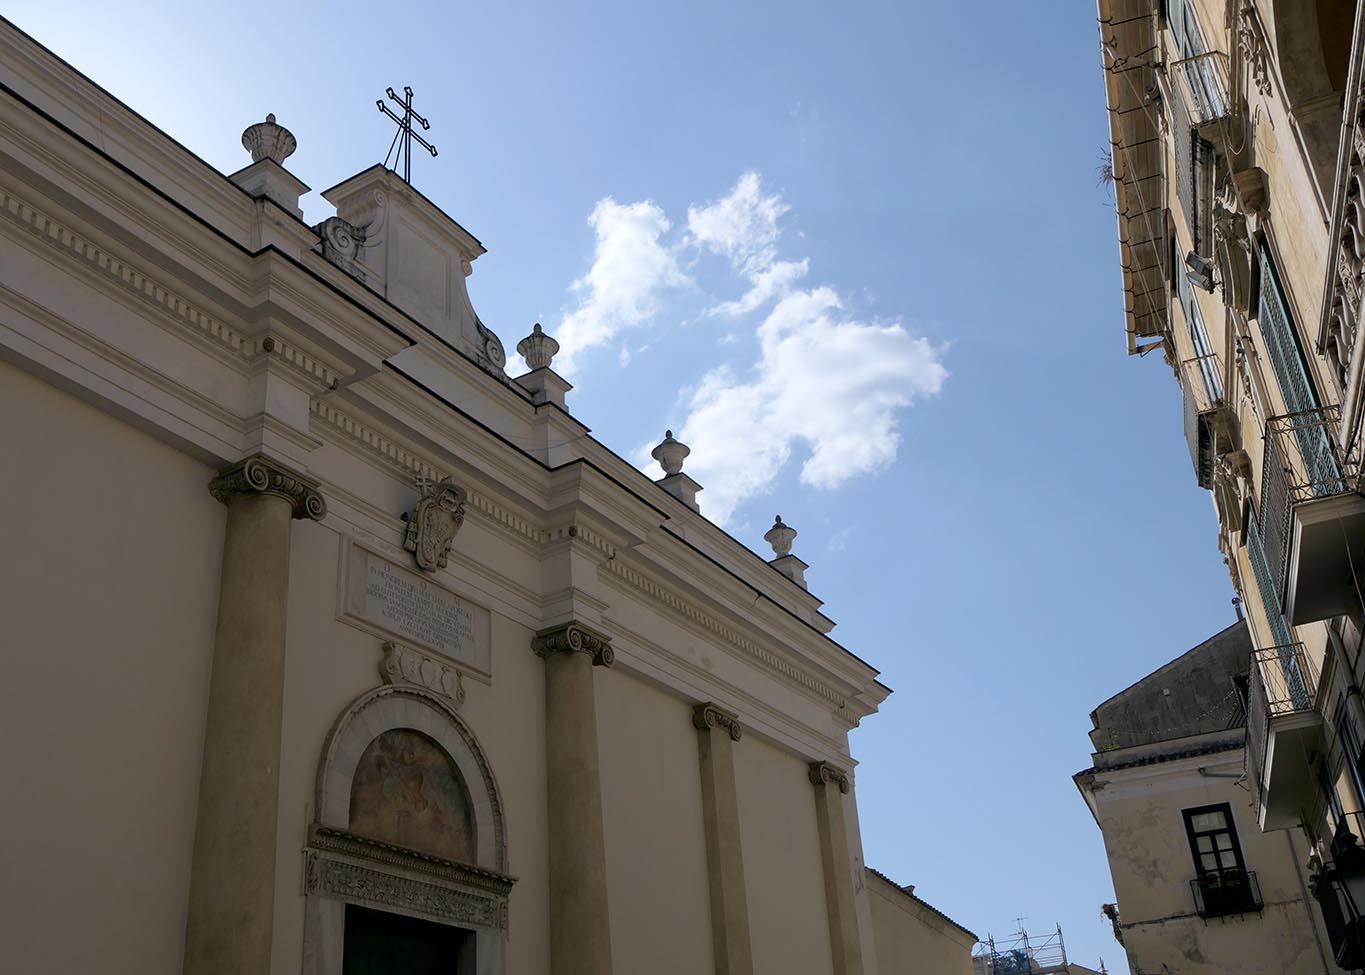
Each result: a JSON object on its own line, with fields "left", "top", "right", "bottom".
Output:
{"left": 1181, "top": 353, "right": 1232, "bottom": 489}
{"left": 1171, "top": 51, "right": 1231, "bottom": 128}
{"left": 1312, "top": 811, "right": 1365, "bottom": 970}
{"left": 1261, "top": 406, "right": 1365, "bottom": 625}
{"left": 1190, "top": 868, "right": 1263, "bottom": 919}
{"left": 1247, "top": 644, "right": 1322, "bottom": 831}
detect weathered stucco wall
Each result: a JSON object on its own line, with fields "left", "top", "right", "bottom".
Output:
{"left": 735, "top": 732, "right": 836, "bottom": 972}
{"left": 597, "top": 665, "right": 714, "bottom": 973}
{"left": 0, "top": 360, "right": 224, "bottom": 974}
{"left": 1092, "top": 751, "right": 1330, "bottom": 975}
{"left": 868, "top": 871, "right": 974, "bottom": 975}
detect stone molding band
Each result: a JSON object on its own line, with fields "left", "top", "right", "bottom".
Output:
{"left": 531, "top": 620, "right": 615, "bottom": 667}
{"left": 809, "top": 761, "right": 851, "bottom": 794}
{"left": 693, "top": 702, "right": 742, "bottom": 741}
{"left": 209, "top": 454, "right": 326, "bottom": 520}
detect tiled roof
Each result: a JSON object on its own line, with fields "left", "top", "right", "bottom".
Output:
{"left": 866, "top": 866, "right": 978, "bottom": 941}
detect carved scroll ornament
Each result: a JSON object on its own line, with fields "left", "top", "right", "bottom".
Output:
{"left": 809, "top": 761, "right": 851, "bottom": 794}
{"left": 692, "top": 702, "right": 743, "bottom": 741}
{"left": 531, "top": 620, "right": 614, "bottom": 667}
{"left": 209, "top": 454, "right": 326, "bottom": 520}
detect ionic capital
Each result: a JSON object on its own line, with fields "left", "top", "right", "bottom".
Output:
{"left": 209, "top": 455, "right": 326, "bottom": 520}
{"left": 531, "top": 620, "right": 614, "bottom": 667}
{"left": 808, "top": 761, "right": 850, "bottom": 794}
{"left": 692, "top": 702, "right": 742, "bottom": 741}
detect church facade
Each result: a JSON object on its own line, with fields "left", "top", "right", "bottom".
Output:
{"left": 0, "top": 18, "right": 972, "bottom": 975}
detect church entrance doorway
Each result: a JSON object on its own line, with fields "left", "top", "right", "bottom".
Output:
{"left": 342, "top": 904, "right": 475, "bottom": 975}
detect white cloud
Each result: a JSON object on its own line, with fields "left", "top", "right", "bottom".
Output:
{"left": 688, "top": 171, "right": 788, "bottom": 276}
{"left": 688, "top": 172, "right": 811, "bottom": 318}
{"left": 710, "top": 258, "right": 809, "bottom": 317}
{"left": 669, "top": 287, "right": 947, "bottom": 524}
{"left": 552, "top": 198, "right": 686, "bottom": 375}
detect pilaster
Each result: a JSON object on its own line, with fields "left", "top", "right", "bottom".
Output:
{"left": 809, "top": 761, "right": 864, "bottom": 975}
{"left": 693, "top": 703, "right": 753, "bottom": 975}
{"left": 184, "top": 454, "right": 323, "bottom": 975}
{"left": 532, "top": 621, "right": 615, "bottom": 975}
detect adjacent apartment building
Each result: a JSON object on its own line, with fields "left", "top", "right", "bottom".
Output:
{"left": 1095, "top": 0, "right": 1365, "bottom": 969}
{"left": 0, "top": 15, "right": 973, "bottom": 975}
{"left": 1077, "top": 623, "right": 1335, "bottom": 973}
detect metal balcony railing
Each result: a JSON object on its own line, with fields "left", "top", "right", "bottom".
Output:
{"left": 1191, "top": 868, "right": 1263, "bottom": 918}
{"left": 1246, "top": 644, "right": 1319, "bottom": 808}
{"left": 1260, "top": 406, "right": 1354, "bottom": 605}
{"left": 1172, "top": 51, "right": 1231, "bottom": 127}
{"left": 1181, "top": 353, "right": 1225, "bottom": 489}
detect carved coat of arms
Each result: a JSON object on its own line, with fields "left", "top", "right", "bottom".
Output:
{"left": 403, "top": 475, "right": 468, "bottom": 572}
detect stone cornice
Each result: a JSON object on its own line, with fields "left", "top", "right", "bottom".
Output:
{"left": 809, "top": 761, "right": 851, "bottom": 794}
{"left": 603, "top": 556, "right": 849, "bottom": 709}
{"left": 307, "top": 824, "right": 515, "bottom": 898}
{"left": 310, "top": 398, "right": 862, "bottom": 711}
{"left": 209, "top": 454, "right": 325, "bottom": 520}
{"left": 531, "top": 620, "right": 615, "bottom": 667}
{"left": 0, "top": 184, "right": 351, "bottom": 397}
{"left": 692, "top": 702, "right": 742, "bottom": 741}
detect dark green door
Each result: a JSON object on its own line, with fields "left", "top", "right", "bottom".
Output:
{"left": 343, "top": 904, "right": 473, "bottom": 975}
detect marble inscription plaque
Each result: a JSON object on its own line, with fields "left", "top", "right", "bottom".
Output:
{"left": 343, "top": 543, "right": 491, "bottom": 675}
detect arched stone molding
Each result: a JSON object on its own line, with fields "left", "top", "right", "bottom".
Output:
{"left": 315, "top": 684, "right": 507, "bottom": 873}
{"left": 303, "top": 685, "right": 512, "bottom": 975}
{"left": 1268, "top": 0, "right": 1354, "bottom": 197}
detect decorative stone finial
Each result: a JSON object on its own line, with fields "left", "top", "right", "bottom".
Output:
{"left": 651, "top": 430, "right": 690, "bottom": 476}
{"left": 764, "top": 515, "right": 797, "bottom": 558}
{"left": 517, "top": 323, "right": 560, "bottom": 371}
{"left": 241, "top": 113, "right": 297, "bottom": 164}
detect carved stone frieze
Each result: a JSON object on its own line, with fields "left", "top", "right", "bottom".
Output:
{"left": 403, "top": 474, "right": 467, "bottom": 572}
{"left": 304, "top": 851, "right": 506, "bottom": 930}
{"left": 208, "top": 454, "right": 325, "bottom": 520}
{"left": 692, "top": 702, "right": 742, "bottom": 741}
{"left": 379, "top": 641, "right": 467, "bottom": 707}
{"left": 531, "top": 620, "right": 614, "bottom": 667}
{"left": 808, "top": 761, "right": 851, "bottom": 794}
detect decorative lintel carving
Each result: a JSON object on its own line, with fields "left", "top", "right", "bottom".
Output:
{"left": 692, "top": 702, "right": 742, "bottom": 741}
{"left": 809, "top": 761, "right": 851, "bottom": 794}
{"left": 403, "top": 474, "right": 467, "bottom": 572}
{"left": 303, "top": 841, "right": 509, "bottom": 930}
{"left": 379, "top": 641, "right": 466, "bottom": 707}
{"left": 531, "top": 620, "right": 614, "bottom": 667}
{"left": 208, "top": 454, "right": 325, "bottom": 520}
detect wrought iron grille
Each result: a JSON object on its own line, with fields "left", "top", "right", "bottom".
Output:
{"left": 1190, "top": 868, "right": 1262, "bottom": 918}
{"left": 1181, "top": 352, "right": 1223, "bottom": 488}
{"left": 1246, "top": 643, "right": 1317, "bottom": 812}
{"left": 1172, "top": 51, "right": 1230, "bottom": 126}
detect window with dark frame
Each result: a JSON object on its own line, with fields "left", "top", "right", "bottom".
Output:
{"left": 1184, "top": 803, "right": 1244, "bottom": 874}
{"left": 1184, "top": 802, "right": 1263, "bottom": 918}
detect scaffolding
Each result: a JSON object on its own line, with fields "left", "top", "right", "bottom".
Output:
{"left": 972, "top": 922, "right": 1104, "bottom": 975}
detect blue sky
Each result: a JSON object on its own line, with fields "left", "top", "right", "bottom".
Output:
{"left": 11, "top": 2, "right": 1244, "bottom": 969}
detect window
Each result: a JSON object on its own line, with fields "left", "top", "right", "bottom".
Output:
{"left": 1184, "top": 803, "right": 1263, "bottom": 918}
{"left": 1184, "top": 803, "right": 1245, "bottom": 874}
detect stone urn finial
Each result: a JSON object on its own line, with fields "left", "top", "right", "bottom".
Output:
{"left": 651, "top": 430, "right": 690, "bottom": 476}
{"left": 764, "top": 515, "right": 797, "bottom": 558}
{"left": 517, "top": 323, "right": 560, "bottom": 371}
{"left": 241, "top": 113, "right": 297, "bottom": 164}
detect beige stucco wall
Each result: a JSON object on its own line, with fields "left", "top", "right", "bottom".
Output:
{"left": 735, "top": 732, "right": 836, "bottom": 973}
{"left": 1090, "top": 751, "right": 1330, "bottom": 974}
{"left": 0, "top": 358, "right": 224, "bottom": 974}
{"left": 868, "top": 873, "right": 973, "bottom": 975}
{"left": 597, "top": 664, "right": 714, "bottom": 973}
